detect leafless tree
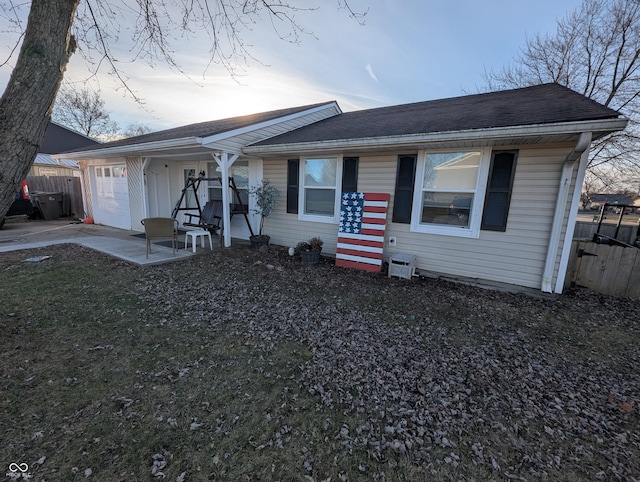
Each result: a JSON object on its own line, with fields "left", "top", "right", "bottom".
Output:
{"left": 483, "top": 0, "right": 640, "bottom": 193}
{"left": 52, "top": 84, "right": 119, "bottom": 140}
{"left": 122, "top": 123, "right": 152, "bottom": 139}
{"left": 0, "top": 0, "right": 367, "bottom": 221}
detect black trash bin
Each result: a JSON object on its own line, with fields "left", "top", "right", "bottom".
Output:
{"left": 31, "top": 192, "right": 64, "bottom": 220}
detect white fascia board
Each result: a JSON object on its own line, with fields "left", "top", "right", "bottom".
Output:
{"left": 200, "top": 102, "right": 341, "bottom": 147}
{"left": 52, "top": 137, "right": 203, "bottom": 160}
{"left": 243, "top": 118, "right": 628, "bottom": 155}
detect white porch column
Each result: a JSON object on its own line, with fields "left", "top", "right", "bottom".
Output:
{"left": 126, "top": 156, "right": 150, "bottom": 229}
{"left": 214, "top": 152, "right": 239, "bottom": 247}
{"left": 140, "top": 157, "right": 151, "bottom": 218}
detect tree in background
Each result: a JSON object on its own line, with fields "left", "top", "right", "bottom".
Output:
{"left": 0, "top": 0, "right": 366, "bottom": 222}
{"left": 52, "top": 84, "right": 119, "bottom": 140}
{"left": 122, "top": 123, "right": 152, "bottom": 139}
{"left": 52, "top": 84, "right": 153, "bottom": 140}
{"left": 483, "top": 0, "right": 640, "bottom": 196}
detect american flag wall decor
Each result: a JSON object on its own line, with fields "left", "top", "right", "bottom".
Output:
{"left": 335, "top": 192, "right": 390, "bottom": 272}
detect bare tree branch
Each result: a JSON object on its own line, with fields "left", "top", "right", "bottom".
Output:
{"left": 0, "top": 0, "right": 368, "bottom": 221}
{"left": 483, "top": 0, "right": 640, "bottom": 192}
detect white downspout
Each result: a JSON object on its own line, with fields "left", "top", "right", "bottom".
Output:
{"left": 541, "top": 132, "right": 592, "bottom": 293}
{"left": 554, "top": 146, "right": 591, "bottom": 293}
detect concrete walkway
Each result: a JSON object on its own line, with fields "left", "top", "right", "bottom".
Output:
{"left": 0, "top": 219, "right": 196, "bottom": 265}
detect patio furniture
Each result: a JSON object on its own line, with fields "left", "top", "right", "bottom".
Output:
{"left": 184, "top": 229, "right": 213, "bottom": 253}
{"left": 141, "top": 217, "right": 179, "bottom": 258}
{"left": 183, "top": 200, "right": 223, "bottom": 239}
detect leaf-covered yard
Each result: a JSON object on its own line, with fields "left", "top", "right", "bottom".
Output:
{"left": 1, "top": 244, "right": 638, "bottom": 481}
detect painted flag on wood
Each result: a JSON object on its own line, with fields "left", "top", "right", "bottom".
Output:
{"left": 336, "top": 192, "right": 389, "bottom": 272}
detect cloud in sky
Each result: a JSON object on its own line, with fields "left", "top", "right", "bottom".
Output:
{"left": 0, "top": 0, "right": 584, "bottom": 130}
{"left": 365, "top": 64, "right": 379, "bottom": 83}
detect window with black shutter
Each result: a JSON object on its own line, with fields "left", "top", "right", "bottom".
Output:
{"left": 341, "top": 157, "right": 359, "bottom": 193}
{"left": 481, "top": 150, "right": 518, "bottom": 231}
{"left": 286, "top": 159, "right": 299, "bottom": 214}
{"left": 392, "top": 155, "right": 417, "bottom": 223}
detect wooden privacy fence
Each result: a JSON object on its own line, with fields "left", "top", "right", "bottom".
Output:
{"left": 566, "top": 240, "right": 640, "bottom": 299}
{"left": 26, "top": 175, "right": 83, "bottom": 218}
{"left": 574, "top": 220, "right": 638, "bottom": 246}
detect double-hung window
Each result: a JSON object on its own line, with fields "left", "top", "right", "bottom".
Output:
{"left": 299, "top": 157, "right": 341, "bottom": 222}
{"left": 411, "top": 149, "right": 490, "bottom": 238}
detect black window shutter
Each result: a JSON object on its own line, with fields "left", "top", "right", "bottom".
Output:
{"left": 481, "top": 151, "right": 518, "bottom": 231}
{"left": 342, "top": 157, "right": 359, "bottom": 193}
{"left": 286, "top": 159, "right": 299, "bottom": 214}
{"left": 392, "top": 155, "right": 417, "bottom": 224}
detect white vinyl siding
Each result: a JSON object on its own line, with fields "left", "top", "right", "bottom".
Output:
{"left": 384, "top": 147, "right": 567, "bottom": 288}
{"left": 263, "top": 145, "right": 573, "bottom": 290}
{"left": 263, "top": 158, "right": 340, "bottom": 251}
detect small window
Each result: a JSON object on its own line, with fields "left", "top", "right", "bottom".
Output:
{"left": 411, "top": 149, "right": 490, "bottom": 238}
{"left": 301, "top": 157, "right": 338, "bottom": 219}
{"left": 104, "top": 167, "right": 111, "bottom": 177}
{"left": 420, "top": 151, "right": 481, "bottom": 228}
{"left": 481, "top": 151, "right": 518, "bottom": 231}
{"left": 38, "top": 168, "right": 57, "bottom": 177}
{"left": 96, "top": 167, "right": 102, "bottom": 177}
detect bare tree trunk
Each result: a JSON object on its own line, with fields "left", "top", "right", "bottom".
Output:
{"left": 0, "top": 0, "right": 79, "bottom": 220}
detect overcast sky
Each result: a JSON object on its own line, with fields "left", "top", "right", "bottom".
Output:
{"left": 0, "top": 0, "right": 584, "bottom": 132}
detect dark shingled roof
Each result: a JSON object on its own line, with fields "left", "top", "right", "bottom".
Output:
{"left": 252, "top": 84, "right": 621, "bottom": 147}
{"left": 42, "top": 122, "right": 99, "bottom": 154}
{"left": 63, "top": 102, "right": 334, "bottom": 153}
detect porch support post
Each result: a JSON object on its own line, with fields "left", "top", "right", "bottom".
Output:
{"left": 214, "top": 151, "right": 239, "bottom": 247}
{"left": 126, "top": 156, "right": 150, "bottom": 229}
{"left": 140, "top": 157, "right": 151, "bottom": 218}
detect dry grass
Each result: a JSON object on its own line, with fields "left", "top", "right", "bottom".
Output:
{"left": 0, "top": 243, "right": 638, "bottom": 481}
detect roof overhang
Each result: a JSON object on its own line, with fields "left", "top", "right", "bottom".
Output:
{"left": 53, "top": 137, "right": 206, "bottom": 161}
{"left": 243, "top": 118, "right": 628, "bottom": 157}
{"left": 53, "top": 101, "right": 343, "bottom": 162}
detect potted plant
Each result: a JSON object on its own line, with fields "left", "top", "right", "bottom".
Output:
{"left": 297, "top": 236, "right": 323, "bottom": 265}
{"left": 248, "top": 179, "right": 279, "bottom": 249}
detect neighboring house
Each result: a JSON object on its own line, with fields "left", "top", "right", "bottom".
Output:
{"left": 587, "top": 193, "right": 635, "bottom": 211}
{"left": 30, "top": 153, "right": 80, "bottom": 177}
{"left": 55, "top": 83, "right": 627, "bottom": 294}
{"left": 29, "top": 122, "right": 98, "bottom": 177}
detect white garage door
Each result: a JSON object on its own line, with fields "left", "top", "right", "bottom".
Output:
{"left": 94, "top": 165, "right": 131, "bottom": 230}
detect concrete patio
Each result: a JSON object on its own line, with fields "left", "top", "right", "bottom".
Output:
{"left": 0, "top": 218, "right": 204, "bottom": 265}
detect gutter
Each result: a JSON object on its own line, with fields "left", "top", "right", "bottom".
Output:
{"left": 243, "top": 118, "right": 627, "bottom": 155}
{"left": 53, "top": 137, "right": 203, "bottom": 160}
{"left": 541, "top": 132, "right": 592, "bottom": 293}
